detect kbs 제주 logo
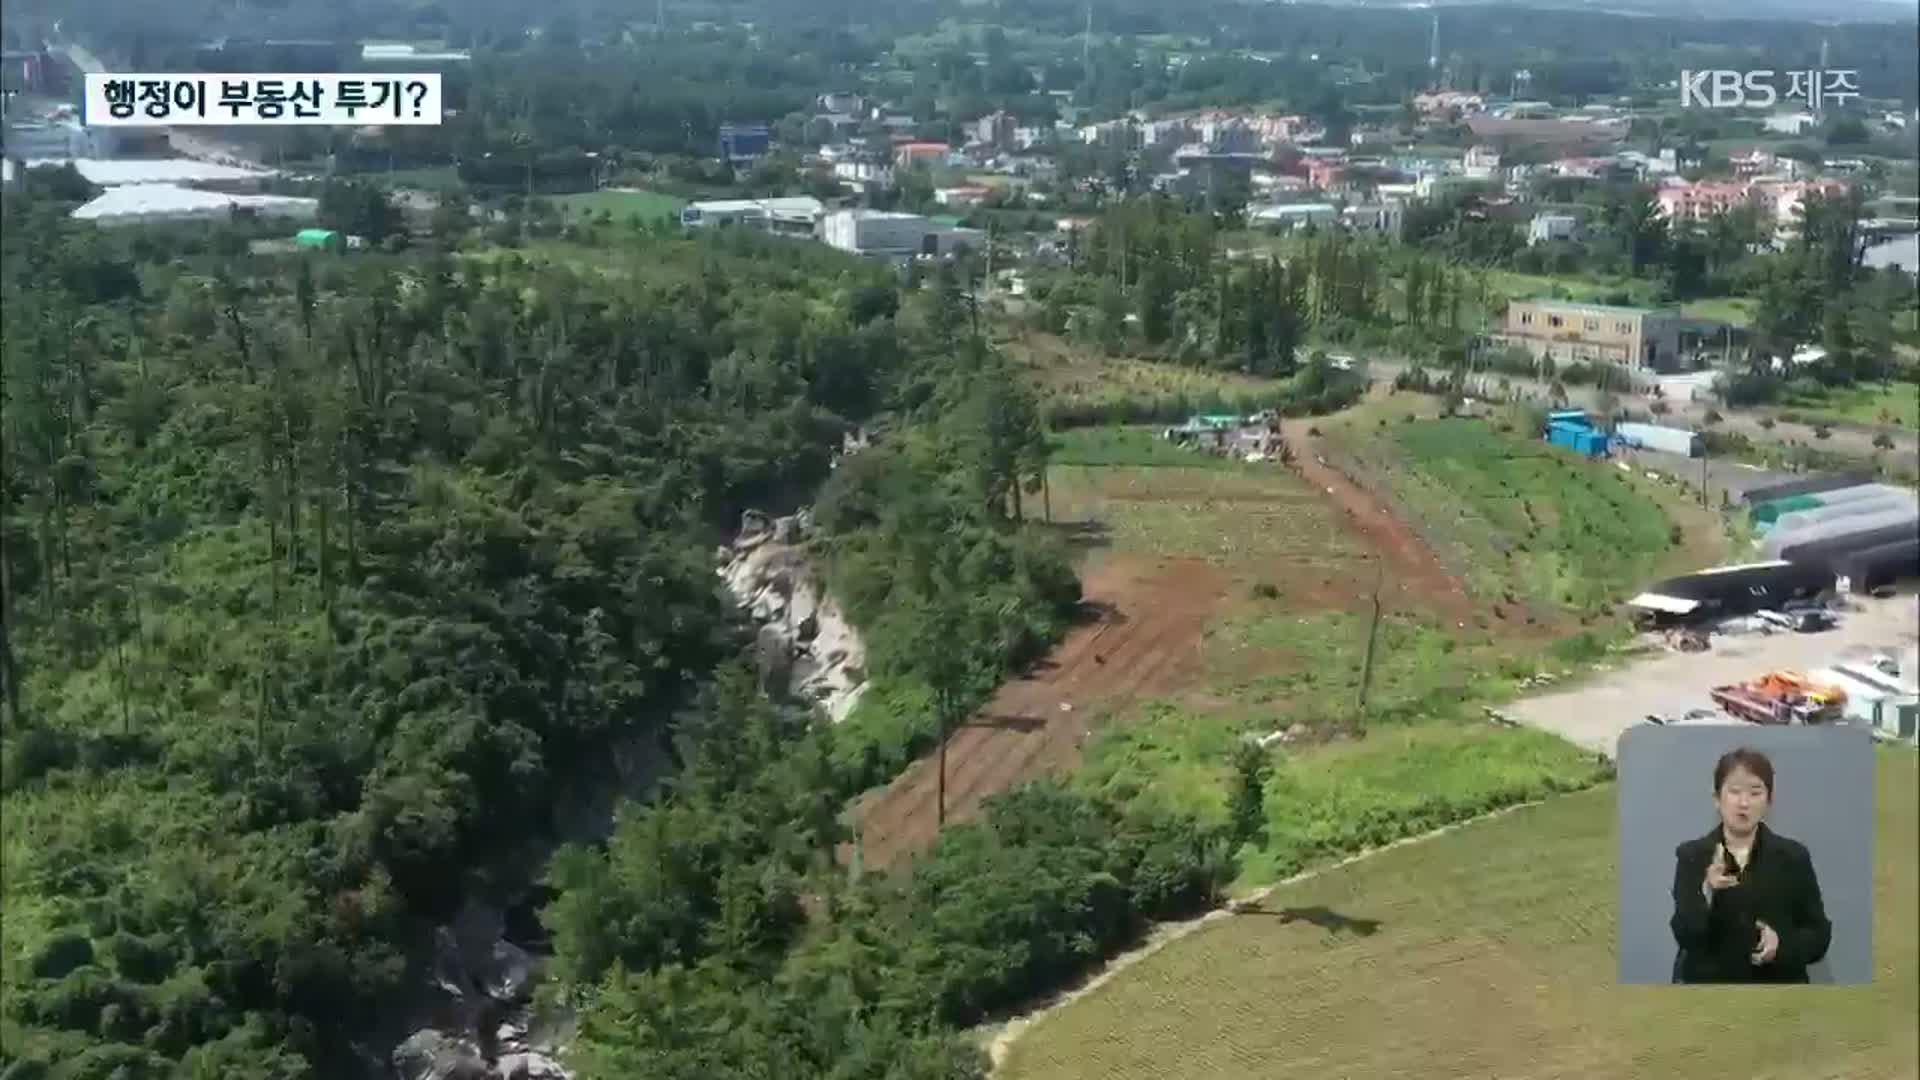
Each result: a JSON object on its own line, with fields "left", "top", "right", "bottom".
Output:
{"left": 1679, "top": 69, "right": 1860, "bottom": 109}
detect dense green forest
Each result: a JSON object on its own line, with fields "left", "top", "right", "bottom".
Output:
{"left": 0, "top": 173, "right": 1190, "bottom": 1075}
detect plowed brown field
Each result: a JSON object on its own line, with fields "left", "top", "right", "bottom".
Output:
{"left": 849, "top": 553, "right": 1228, "bottom": 869}
{"left": 848, "top": 438, "right": 1482, "bottom": 870}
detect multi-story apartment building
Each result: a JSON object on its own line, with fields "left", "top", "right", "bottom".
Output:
{"left": 1491, "top": 300, "right": 1717, "bottom": 373}
{"left": 1654, "top": 180, "right": 1752, "bottom": 222}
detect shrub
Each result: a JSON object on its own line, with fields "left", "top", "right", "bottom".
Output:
{"left": 1813, "top": 424, "right": 1832, "bottom": 440}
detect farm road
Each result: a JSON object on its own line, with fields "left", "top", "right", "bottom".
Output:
{"left": 1362, "top": 359, "right": 1920, "bottom": 463}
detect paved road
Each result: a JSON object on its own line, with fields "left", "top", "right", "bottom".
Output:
{"left": 1363, "top": 358, "right": 1920, "bottom": 465}
{"left": 1505, "top": 595, "right": 1919, "bottom": 759}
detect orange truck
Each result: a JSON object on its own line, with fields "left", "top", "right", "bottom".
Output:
{"left": 1710, "top": 671, "right": 1848, "bottom": 725}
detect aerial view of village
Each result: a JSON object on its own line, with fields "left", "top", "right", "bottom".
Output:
{"left": 0, "top": 0, "right": 1916, "bottom": 1077}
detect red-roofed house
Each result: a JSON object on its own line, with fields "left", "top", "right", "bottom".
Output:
{"left": 893, "top": 141, "right": 951, "bottom": 168}
{"left": 1752, "top": 178, "right": 1850, "bottom": 235}
{"left": 1656, "top": 180, "right": 1755, "bottom": 223}
{"left": 1305, "top": 157, "right": 1347, "bottom": 192}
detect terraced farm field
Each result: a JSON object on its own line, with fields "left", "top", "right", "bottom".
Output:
{"left": 999, "top": 751, "right": 1919, "bottom": 1080}
{"left": 1043, "top": 463, "right": 1369, "bottom": 605}
{"left": 852, "top": 455, "right": 1388, "bottom": 868}
{"left": 1319, "top": 416, "right": 1690, "bottom": 616}
{"left": 1010, "top": 333, "right": 1297, "bottom": 424}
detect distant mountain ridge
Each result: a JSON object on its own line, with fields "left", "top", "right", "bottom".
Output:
{"left": 1343, "top": 0, "right": 1918, "bottom": 24}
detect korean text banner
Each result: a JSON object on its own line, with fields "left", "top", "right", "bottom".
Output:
{"left": 84, "top": 73, "right": 442, "bottom": 126}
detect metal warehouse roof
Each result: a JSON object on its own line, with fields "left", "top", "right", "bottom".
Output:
{"left": 25, "top": 157, "right": 278, "bottom": 187}
{"left": 73, "top": 183, "right": 317, "bottom": 225}
{"left": 1627, "top": 592, "right": 1700, "bottom": 615}
{"left": 684, "top": 197, "right": 825, "bottom": 221}
{"left": 1761, "top": 506, "right": 1920, "bottom": 560}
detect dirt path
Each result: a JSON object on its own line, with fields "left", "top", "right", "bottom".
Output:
{"left": 1280, "top": 419, "right": 1477, "bottom": 622}
{"left": 848, "top": 554, "right": 1231, "bottom": 870}
{"left": 981, "top": 798, "right": 1549, "bottom": 1073}
{"left": 1364, "top": 358, "right": 1920, "bottom": 463}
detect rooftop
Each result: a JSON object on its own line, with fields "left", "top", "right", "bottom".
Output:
{"left": 1250, "top": 202, "right": 1338, "bottom": 215}
{"left": 25, "top": 157, "right": 276, "bottom": 186}
{"left": 360, "top": 43, "right": 471, "bottom": 61}
{"left": 72, "top": 183, "right": 315, "bottom": 222}
{"left": 685, "top": 196, "right": 824, "bottom": 216}
{"left": 1507, "top": 298, "right": 1673, "bottom": 317}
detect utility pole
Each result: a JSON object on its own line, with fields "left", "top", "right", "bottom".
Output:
{"left": 1356, "top": 558, "right": 1384, "bottom": 712}
{"left": 1083, "top": 1, "right": 1092, "bottom": 75}
{"left": 936, "top": 692, "right": 949, "bottom": 827}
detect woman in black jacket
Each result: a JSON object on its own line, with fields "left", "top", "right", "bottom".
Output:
{"left": 1670, "top": 747, "right": 1832, "bottom": 984}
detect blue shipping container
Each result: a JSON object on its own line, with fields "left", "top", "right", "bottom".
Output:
{"left": 1547, "top": 423, "right": 1608, "bottom": 457}
{"left": 719, "top": 123, "right": 771, "bottom": 162}
{"left": 1548, "top": 410, "right": 1591, "bottom": 429}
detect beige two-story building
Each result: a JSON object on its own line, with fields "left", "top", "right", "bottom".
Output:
{"left": 1491, "top": 299, "right": 1722, "bottom": 374}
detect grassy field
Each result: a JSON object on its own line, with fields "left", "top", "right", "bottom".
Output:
{"left": 1050, "top": 426, "right": 1250, "bottom": 469}
{"left": 367, "top": 166, "right": 462, "bottom": 190}
{"left": 1682, "top": 296, "right": 1758, "bottom": 328}
{"left": 1043, "top": 463, "right": 1358, "bottom": 571}
{"left": 1013, "top": 333, "right": 1296, "bottom": 422}
{"left": 1783, "top": 380, "right": 1920, "bottom": 431}
{"left": 1320, "top": 416, "right": 1686, "bottom": 614}
{"left": 1002, "top": 751, "right": 1918, "bottom": 1080}
{"left": 554, "top": 188, "right": 687, "bottom": 221}
{"left": 1081, "top": 706, "right": 1612, "bottom": 886}
{"left": 1488, "top": 269, "right": 1655, "bottom": 306}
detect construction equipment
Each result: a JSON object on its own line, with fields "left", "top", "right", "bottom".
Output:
{"left": 1709, "top": 670, "right": 1849, "bottom": 725}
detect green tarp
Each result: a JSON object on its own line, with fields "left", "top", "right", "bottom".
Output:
{"left": 1750, "top": 493, "right": 1823, "bottom": 526}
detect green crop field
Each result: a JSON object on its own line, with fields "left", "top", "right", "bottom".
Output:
{"left": 1012, "top": 334, "right": 1296, "bottom": 423}
{"left": 1042, "top": 463, "right": 1359, "bottom": 573}
{"left": 1486, "top": 269, "right": 1655, "bottom": 306}
{"left": 1681, "top": 296, "right": 1758, "bottom": 329}
{"left": 1320, "top": 417, "right": 1686, "bottom": 614}
{"left": 1079, "top": 716, "right": 1611, "bottom": 886}
{"left": 1002, "top": 752, "right": 1919, "bottom": 1080}
{"left": 554, "top": 188, "right": 687, "bottom": 221}
{"left": 1783, "top": 380, "right": 1920, "bottom": 431}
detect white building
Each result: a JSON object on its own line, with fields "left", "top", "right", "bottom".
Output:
{"left": 1343, "top": 201, "right": 1405, "bottom": 239}
{"left": 1810, "top": 662, "right": 1918, "bottom": 740}
{"left": 1247, "top": 202, "right": 1339, "bottom": 231}
{"left": 934, "top": 185, "right": 992, "bottom": 208}
{"left": 1463, "top": 144, "right": 1503, "bottom": 180}
{"left": 832, "top": 160, "right": 893, "bottom": 187}
{"left": 71, "top": 184, "right": 316, "bottom": 227}
{"left": 1528, "top": 212, "right": 1579, "bottom": 246}
{"left": 26, "top": 157, "right": 275, "bottom": 189}
{"left": 678, "top": 196, "right": 824, "bottom": 235}
{"left": 1763, "top": 111, "right": 1818, "bottom": 135}
{"left": 818, "top": 91, "right": 864, "bottom": 115}
{"left": 1416, "top": 173, "right": 1479, "bottom": 200}
{"left": 820, "top": 209, "right": 981, "bottom": 257}
{"left": 5, "top": 119, "right": 101, "bottom": 159}
{"left": 360, "top": 43, "right": 470, "bottom": 63}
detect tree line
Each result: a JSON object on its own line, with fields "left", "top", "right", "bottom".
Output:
{"left": 0, "top": 183, "right": 1077, "bottom": 1076}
